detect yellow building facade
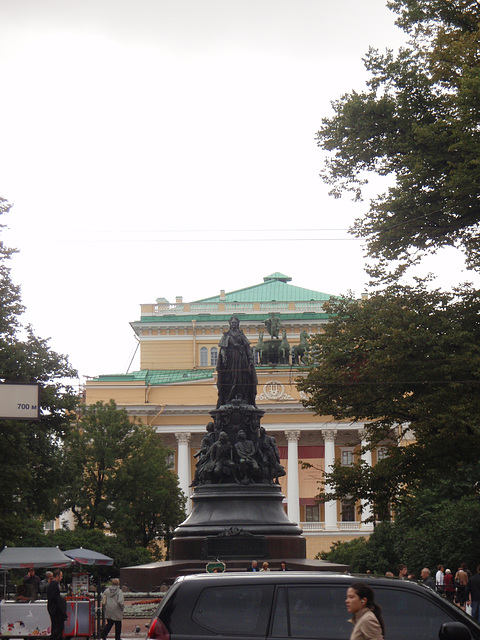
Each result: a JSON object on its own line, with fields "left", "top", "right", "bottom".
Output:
{"left": 85, "top": 273, "right": 382, "bottom": 558}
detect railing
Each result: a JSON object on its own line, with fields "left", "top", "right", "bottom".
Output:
{"left": 300, "top": 521, "right": 362, "bottom": 531}
{"left": 150, "top": 300, "right": 327, "bottom": 316}
{"left": 260, "top": 302, "right": 289, "bottom": 310}
{"left": 338, "top": 521, "right": 361, "bottom": 530}
{"left": 225, "top": 303, "right": 255, "bottom": 312}
{"left": 300, "top": 522, "right": 325, "bottom": 531}
{"left": 189, "top": 303, "right": 218, "bottom": 312}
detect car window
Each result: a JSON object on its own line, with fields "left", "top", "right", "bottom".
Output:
{"left": 192, "top": 584, "right": 274, "bottom": 635}
{"left": 375, "top": 586, "right": 464, "bottom": 640}
{"left": 271, "top": 586, "right": 350, "bottom": 639}
{"left": 270, "top": 584, "right": 469, "bottom": 640}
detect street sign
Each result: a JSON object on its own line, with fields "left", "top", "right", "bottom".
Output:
{"left": 0, "top": 383, "right": 40, "bottom": 420}
{"left": 206, "top": 561, "right": 226, "bottom": 573}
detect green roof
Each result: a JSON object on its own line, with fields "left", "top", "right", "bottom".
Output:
{"left": 194, "top": 273, "right": 335, "bottom": 304}
{"left": 91, "top": 369, "right": 214, "bottom": 385}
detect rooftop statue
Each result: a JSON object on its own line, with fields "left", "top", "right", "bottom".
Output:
{"left": 216, "top": 315, "right": 258, "bottom": 407}
{"left": 264, "top": 313, "right": 282, "bottom": 339}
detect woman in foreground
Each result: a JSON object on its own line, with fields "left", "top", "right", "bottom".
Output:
{"left": 346, "top": 582, "right": 385, "bottom": 640}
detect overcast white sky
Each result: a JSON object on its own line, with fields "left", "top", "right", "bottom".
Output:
{"left": 1, "top": 0, "right": 476, "bottom": 383}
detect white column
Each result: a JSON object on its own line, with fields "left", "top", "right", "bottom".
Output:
{"left": 359, "top": 429, "right": 374, "bottom": 530}
{"left": 285, "top": 430, "right": 300, "bottom": 525}
{"left": 176, "top": 432, "right": 192, "bottom": 514}
{"left": 323, "top": 429, "right": 338, "bottom": 531}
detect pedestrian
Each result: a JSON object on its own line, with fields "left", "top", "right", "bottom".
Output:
{"left": 467, "top": 565, "right": 480, "bottom": 622}
{"left": 421, "top": 568, "right": 435, "bottom": 589}
{"left": 247, "top": 560, "right": 259, "bottom": 572}
{"left": 260, "top": 562, "right": 270, "bottom": 572}
{"left": 101, "top": 578, "right": 124, "bottom": 640}
{"left": 346, "top": 582, "right": 385, "bottom": 640}
{"left": 23, "top": 567, "right": 41, "bottom": 599}
{"left": 47, "top": 569, "right": 67, "bottom": 640}
{"left": 435, "top": 565, "right": 445, "bottom": 595}
{"left": 279, "top": 561, "right": 289, "bottom": 571}
{"left": 455, "top": 568, "right": 469, "bottom": 610}
{"left": 397, "top": 564, "right": 407, "bottom": 580}
{"left": 444, "top": 569, "right": 455, "bottom": 603}
{"left": 40, "top": 571, "right": 53, "bottom": 597}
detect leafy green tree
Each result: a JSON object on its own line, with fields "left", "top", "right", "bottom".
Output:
{"left": 321, "top": 485, "right": 480, "bottom": 577}
{"left": 64, "top": 401, "right": 185, "bottom": 556}
{"left": 0, "top": 197, "right": 78, "bottom": 547}
{"left": 109, "top": 428, "right": 186, "bottom": 557}
{"left": 317, "top": 0, "right": 480, "bottom": 274}
{"left": 298, "top": 282, "right": 480, "bottom": 515}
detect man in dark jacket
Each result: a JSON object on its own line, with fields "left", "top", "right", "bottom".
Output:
{"left": 47, "top": 569, "right": 67, "bottom": 640}
{"left": 247, "top": 561, "right": 258, "bottom": 572}
{"left": 467, "top": 565, "right": 480, "bottom": 622}
{"left": 23, "top": 568, "right": 41, "bottom": 599}
{"left": 421, "top": 568, "right": 436, "bottom": 589}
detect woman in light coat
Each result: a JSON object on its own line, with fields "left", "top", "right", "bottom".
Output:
{"left": 346, "top": 582, "right": 385, "bottom": 640}
{"left": 101, "top": 578, "right": 124, "bottom": 640}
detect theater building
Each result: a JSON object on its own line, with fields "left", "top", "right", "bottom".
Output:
{"left": 85, "top": 272, "right": 384, "bottom": 557}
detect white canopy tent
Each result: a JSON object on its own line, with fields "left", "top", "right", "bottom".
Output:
{"left": 0, "top": 546, "right": 73, "bottom": 569}
{"left": 0, "top": 547, "right": 73, "bottom": 600}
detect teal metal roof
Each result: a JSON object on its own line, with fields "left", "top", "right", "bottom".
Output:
{"left": 91, "top": 369, "right": 214, "bottom": 385}
{"left": 194, "top": 273, "right": 335, "bottom": 304}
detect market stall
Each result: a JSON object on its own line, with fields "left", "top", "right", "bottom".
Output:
{"left": 63, "top": 548, "right": 114, "bottom": 640}
{"left": 0, "top": 547, "right": 93, "bottom": 638}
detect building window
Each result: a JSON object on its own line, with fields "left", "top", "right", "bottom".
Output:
{"left": 377, "top": 447, "right": 389, "bottom": 461}
{"left": 341, "top": 499, "right": 355, "bottom": 522}
{"left": 341, "top": 448, "right": 355, "bottom": 467}
{"left": 210, "top": 347, "right": 218, "bottom": 366}
{"left": 305, "top": 504, "right": 320, "bottom": 522}
{"left": 166, "top": 452, "right": 175, "bottom": 469}
{"left": 200, "top": 347, "right": 208, "bottom": 367}
{"left": 43, "top": 520, "right": 55, "bottom": 531}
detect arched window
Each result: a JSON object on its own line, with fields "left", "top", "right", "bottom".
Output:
{"left": 210, "top": 347, "right": 218, "bottom": 366}
{"left": 200, "top": 347, "right": 208, "bottom": 367}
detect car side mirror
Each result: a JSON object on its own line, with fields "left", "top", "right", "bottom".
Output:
{"left": 439, "top": 622, "right": 472, "bottom": 640}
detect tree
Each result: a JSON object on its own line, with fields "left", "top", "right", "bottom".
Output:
{"left": 311, "top": 0, "right": 480, "bottom": 566}
{"left": 0, "top": 197, "right": 78, "bottom": 547}
{"left": 319, "top": 523, "right": 398, "bottom": 574}
{"left": 297, "top": 282, "right": 480, "bottom": 515}
{"left": 320, "top": 484, "right": 480, "bottom": 576}
{"left": 316, "top": 0, "right": 480, "bottom": 274}
{"left": 64, "top": 400, "right": 185, "bottom": 556}
{"left": 109, "top": 428, "right": 186, "bottom": 557}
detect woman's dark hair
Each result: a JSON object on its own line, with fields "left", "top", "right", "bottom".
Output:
{"left": 350, "top": 582, "right": 385, "bottom": 636}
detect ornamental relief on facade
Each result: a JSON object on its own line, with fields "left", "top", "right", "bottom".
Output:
{"left": 257, "top": 380, "right": 295, "bottom": 401}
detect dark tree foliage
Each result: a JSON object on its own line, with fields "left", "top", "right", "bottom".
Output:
{"left": 297, "top": 283, "right": 480, "bottom": 516}
{"left": 0, "top": 197, "right": 78, "bottom": 547}
{"left": 64, "top": 401, "right": 185, "bottom": 557}
{"left": 317, "top": 0, "right": 480, "bottom": 274}
{"left": 321, "top": 481, "right": 480, "bottom": 576}
{"left": 312, "top": 0, "right": 480, "bottom": 568}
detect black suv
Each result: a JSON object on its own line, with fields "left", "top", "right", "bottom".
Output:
{"left": 147, "top": 572, "right": 479, "bottom": 640}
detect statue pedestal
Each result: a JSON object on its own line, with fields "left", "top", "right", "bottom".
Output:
{"left": 170, "top": 484, "right": 305, "bottom": 561}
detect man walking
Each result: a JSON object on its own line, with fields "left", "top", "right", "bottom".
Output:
{"left": 467, "top": 565, "right": 480, "bottom": 622}
{"left": 47, "top": 570, "right": 67, "bottom": 640}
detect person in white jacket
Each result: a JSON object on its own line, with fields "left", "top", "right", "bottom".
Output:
{"left": 101, "top": 578, "right": 124, "bottom": 640}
